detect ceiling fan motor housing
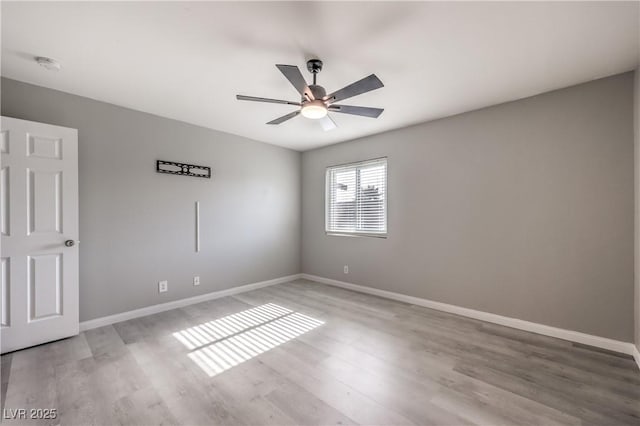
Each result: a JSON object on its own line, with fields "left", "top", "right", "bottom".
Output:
{"left": 307, "top": 85, "right": 327, "bottom": 102}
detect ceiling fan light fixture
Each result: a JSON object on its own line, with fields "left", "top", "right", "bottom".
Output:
{"left": 301, "top": 100, "right": 327, "bottom": 119}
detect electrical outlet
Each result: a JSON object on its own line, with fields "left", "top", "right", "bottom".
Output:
{"left": 344, "top": 265, "right": 349, "bottom": 274}
{"left": 158, "top": 280, "right": 168, "bottom": 293}
{"left": 193, "top": 276, "right": 200, "bottom": 286}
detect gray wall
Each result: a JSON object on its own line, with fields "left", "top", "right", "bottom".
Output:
{"left": 1, "top": 78, "right": 301, "bottom": 322}
{"left": 635, "top": 68, "right": 640, "bottom": 351}
{"left": 2, "top": 74, "right": 634, "bottom": 341}
{"left": 302, "top": 73, "right": 635, "bottom": 342}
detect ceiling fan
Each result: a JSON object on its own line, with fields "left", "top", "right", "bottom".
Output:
{"left": 236, "top": 59, "right": 384, "bottom": 131}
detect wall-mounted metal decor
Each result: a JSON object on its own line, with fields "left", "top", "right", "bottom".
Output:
{"left": 156, "top": 160, "right": 211, "bottom": 179}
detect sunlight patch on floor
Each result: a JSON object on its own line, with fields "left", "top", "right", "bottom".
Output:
{"left": 173, "top": 303, "right": 292, "bottom": 350}
{"left": 173, "top": 303, "right": 324, "bottom": 376}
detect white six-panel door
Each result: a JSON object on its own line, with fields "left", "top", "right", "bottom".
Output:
{"left": 1, "top": 116, "right": 79, "bottom": 353}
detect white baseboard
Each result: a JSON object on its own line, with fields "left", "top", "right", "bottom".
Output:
{"left": 301, "top": 273, "right": 637, "bottom": 358}
{"left": 633, "top": 345, "right": 640, "bottom": 371}
{"left": 80, "top": 274, "right": 302, "bottom": 331}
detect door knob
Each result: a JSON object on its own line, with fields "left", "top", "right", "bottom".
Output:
{"left": 64, "top": 239, "right": 76, "bottom": 247}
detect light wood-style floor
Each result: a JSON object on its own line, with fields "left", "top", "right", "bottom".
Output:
{"left": 2, "top": 279, "right": 639, "bottom": 425}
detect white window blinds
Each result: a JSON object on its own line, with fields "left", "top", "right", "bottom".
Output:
{"left": 326, "top": 158, "right": 387, "bottom": 236}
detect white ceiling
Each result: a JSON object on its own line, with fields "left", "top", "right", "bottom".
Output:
{"left": 2, "top": 2, "right": 639, "bottom": 151}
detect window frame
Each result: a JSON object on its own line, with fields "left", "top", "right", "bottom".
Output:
{"left": 325, "top": 157, "right": 388, "bottom": 238}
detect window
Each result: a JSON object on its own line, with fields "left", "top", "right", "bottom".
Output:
{"left": 326, "top": 158, "right": 387, "bottom": 237}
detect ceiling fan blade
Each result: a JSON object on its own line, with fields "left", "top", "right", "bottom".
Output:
{"left": 236, "top": 95, "right": 301, "bottom": 106}
{"left": 267, "top": 110, "right": 300, "bottom": 125}
{"left": 326, "top": 74, "right": 384, "bottom": 104}
{"left": 318, "top": 114, "right": 337, "bottom": 131}
{"left": 328, "top": 105, "right": 384, "bottom": 118}
{"left": 276, "top": 64, "right": 314, "bottom": 100}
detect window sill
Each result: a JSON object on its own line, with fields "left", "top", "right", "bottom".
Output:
{"left": 325, "top": 232, "right": 387, "bottom": 239}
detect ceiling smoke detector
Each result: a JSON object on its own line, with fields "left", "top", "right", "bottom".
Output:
{"left": 35, "top": 56, "right": 61, "bottom": 71}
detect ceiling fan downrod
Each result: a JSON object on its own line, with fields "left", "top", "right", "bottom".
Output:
{"left": 307, "top": 59, "right": 323, "bottom": 86}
